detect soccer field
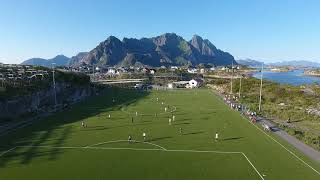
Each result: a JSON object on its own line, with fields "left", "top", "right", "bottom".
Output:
{"left": 0, "top": 88, "right": 319, "bottom": 180}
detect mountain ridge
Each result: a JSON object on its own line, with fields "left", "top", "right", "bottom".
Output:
{"left": 21, "top": 55, "right": 70, "bottom": 67}
{"left": 78, "top": 33, "right": 236, "bottom": 67}
{"left": 20, "top": 33, "right": 237, "bottom": 67}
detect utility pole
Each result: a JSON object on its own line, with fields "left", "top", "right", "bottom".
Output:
{"left": 258, "top": 64, "right": 264, "bottom": 112}
{"left": 52, "top": 63, "right": 57, "bottom": 111}
{"left": 238, "top": 75, "right": 242, "bottom": 98}
{"left": 92, "top": 64, "right": 96, "bottom": 94}
{"left": 230, "top": 61, "right": 233, "bottom": 94}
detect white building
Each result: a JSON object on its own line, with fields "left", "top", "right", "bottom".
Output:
{"left": 187, "top": 68, "right": 198, "bottom": 74}
{"left": 107, "top": 68, "right": 117, "bottom": 75}
{"left": 167, "top": 81, "right": 189, "bottom": 89}
{"left": 187, "top": 79, "right": 204, "bottom": 88}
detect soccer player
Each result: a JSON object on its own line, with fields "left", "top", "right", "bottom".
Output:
{"left": 156, "top": 97, "right": 159, "bottom": 102}
{"left": 108, "top": 114, "right": 111, "bottom": 119}
{"left": 169, "top": 118, "right": 172, "bottom": 125}
{"left": 143, "top": 132, "right": 146, "bottom": 141}
{"left": 164, "top": 107, "right": 167, "bottom": 112}
{"left": 81, "top": 121, "right": 85, "bottom": 128}
{"left": 131, "top": 117, "right": 134, "bottom": 123}
{"left": 172, "top": 115, "right": 175, "bottom": 121}
{"left": 136, "top": 111, "right": 138, "bottom": 116}
{"left": 179, "top": 127, "right": 182, "bottom": 134}
{"left": 128, "top": 135, "right": 132, "bottom": 143}
{"left": 215, "top": 132, "right": 219, "bottom": 142}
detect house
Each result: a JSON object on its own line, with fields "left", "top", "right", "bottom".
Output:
{"left": 187, "top": 79, "right": 204, "bottom": 88}
{"left": 107, "top": 68, "right": 117, "bottom": 75}
{"left": 171, "top": 66, "right": 178, "bottom": 70}
{"left": 142, "top": 68, "right": 150, "bottom": 74}
{"left": 200, "top": 68, "right": 207, "bottom": 74}
{"left": 187, "top": 68, "right": 198, "bottom": 74}
{"left": 150, "top": 68, "right": 156, "bottom": 74}
{"left": 168, "top": 81, "right": 189, "bottom": 89}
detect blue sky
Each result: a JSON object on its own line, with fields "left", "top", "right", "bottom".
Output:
{"left": 0, "top": 0, "right": 319, "bottom": 64}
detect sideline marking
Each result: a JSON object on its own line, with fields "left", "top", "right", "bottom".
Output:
{"left": 242, "top": 115, "right": 320, "bottom": 176}
{"left": 210, "top": 90, "right": 320, "bottom": 176}
{"left": 241, "top": 152, "right": 265, "bottom": 180}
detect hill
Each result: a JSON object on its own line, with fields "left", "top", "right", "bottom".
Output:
{"left": 268, "top": 60, "right": 320, "bottom": 68}
{"left": 21, "top": 55, "right": 70, "bottom": 67}
{"left": 236, "top": 59, "right": 264, "bottom": 67}
{"left": 76, "top": 33, "right": 236, "bottom": 67}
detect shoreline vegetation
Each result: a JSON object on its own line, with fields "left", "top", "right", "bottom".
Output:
{"left": 304, "top": 69, "right": 320, "bottom": 77}
{"left": 206, "top": 76, "right": 320, "bottom": 151}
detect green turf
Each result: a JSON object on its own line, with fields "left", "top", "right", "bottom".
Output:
{"left": 0, "top": 88, "right": 319, "bottom": 180}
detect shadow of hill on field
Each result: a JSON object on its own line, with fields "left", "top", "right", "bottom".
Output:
{"left": 0, "top": 87, "right": 149, "bottom": 167}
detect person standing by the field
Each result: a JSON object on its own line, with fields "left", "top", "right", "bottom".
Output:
{"left": 215, "top": 132, "right": 219, "bottom": 142}
{"left": 128, "top": 135, "right": 132, "bottom": 143}
{"left": 143, "top": 132, "right": 147, "bottom": 141}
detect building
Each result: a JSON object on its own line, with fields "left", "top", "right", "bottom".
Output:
{"left": 167, "top": 81, "right": 189, "bottom": 89}
{"left": 187, "top": 79, "right": 204, "bottom": 88}
{"left": 187, "top": 68, "right": 198, "bottom": 74}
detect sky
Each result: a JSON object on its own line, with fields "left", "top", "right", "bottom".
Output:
{"left": 0, "top": 0, "right": 319, "bottom": 64}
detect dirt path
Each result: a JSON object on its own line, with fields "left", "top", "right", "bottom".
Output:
{"left": 212, "top": 89, "right": 320, "bottom": 162}
{"left": 257, "top": 117, "right": 320, "bottom": 162}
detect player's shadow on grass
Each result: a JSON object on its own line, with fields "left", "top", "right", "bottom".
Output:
{"left": 81, "top": 126, "right": 110, "bottom": 131}
{"left": 183, "top": 131, "right": 204, "bottom": 135}
{"left": 0, "top": 87, "right": 150, "bottom": 167}
{"left": 222, "top": 137, "right": 244, "bottom": 141}
{"left": 174, "top": 122, "right": 191, "bottom": 125}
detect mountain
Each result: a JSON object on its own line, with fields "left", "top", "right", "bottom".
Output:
{"left": 76, "top": 33, "right": 236, "bottom": 67}
{"left": 237, "top": 59, "right": 264, "bottom": 67}
{"left": 21, "top": 55, "right": 70, "bottom": 67}
{"left": 268, "top": 60, "right": 320, "bottom": 68}
{"left": 67, "top": 52, "right": 88, "bottom": 66}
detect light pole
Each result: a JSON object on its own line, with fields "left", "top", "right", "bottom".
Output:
{"left": 258, "top": 64, "right": 264, "bottom": 112}
{"left": 52, "top": 63, "right": 57, "bottom": 111}
{"left": 230, "top": 62, "right": 233, "bottom": 94}
{"left": 238, "top": 75, "right": 242, "bottom": 98}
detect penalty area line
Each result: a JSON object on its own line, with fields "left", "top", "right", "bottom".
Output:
{"left": 10, "top": 145, "right": 264, "bottom": 180}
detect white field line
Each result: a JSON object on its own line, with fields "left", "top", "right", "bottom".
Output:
{"left": 241, "top": 115, "right": 320, "bottom": 176}
{"left": 0, "top": 147, "right": 17, "bottom": 157}
{"left": 86, "top": 140, "right": 167, "bottom": 150}
{"left": 210, "top": 90, "right": 320, "bottom": 176}
{"left": 5, "top": 144, "right": 264, "bottom": 180}
{"left": 241, "top": 152, "right": 265, "bottom": 180}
